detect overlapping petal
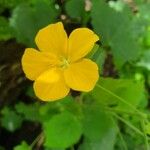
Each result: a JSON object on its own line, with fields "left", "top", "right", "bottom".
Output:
{"left": 64, "top": 59, "right": 99, "bottom": 92}
{"left": 34, "top": 68, "right": 70, "bottom": 101}
{"left": 22, "top": 48, "right": 58, "bottom": 80}
{"left": 67, "top": 28, "right": 99, "bottom": 62}
{"left": 35, "top": 22, "right": 68, "bottom": 56}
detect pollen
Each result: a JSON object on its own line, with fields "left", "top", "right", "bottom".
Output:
{"left": 59, "top": 57, "right": 70, "bottom": 69}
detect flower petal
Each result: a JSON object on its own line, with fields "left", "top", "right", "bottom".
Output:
{"left": 64, "top": 59, "right": 99, "bottom": 92}
{"left": 22, "top": 48, "right": 58, "bottom": 80}
{"left": 68, "top": 28, "right": 99, "bottom": 62}
{"left": 34, "top": 69, "right": 70, "bottom": 101}
{"left": 35, "top": 22, "right": 68, "bottom": 56}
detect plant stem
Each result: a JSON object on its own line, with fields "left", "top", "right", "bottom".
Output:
{"left": 96, "top": 84, "right": 147, "bottom": 118}
{"left": 112, "top": 118, "right": 128, "bottom": 150}
{"left": 106, "top": 107, "right": 144, "bottom": 117}
{"left": 30, "top": 132, "right": 44, "bottom": 148}
{"left": 141, "top": 120, "right": 150, "bottom": 150}
{"left": 113, "top": 113, "right": 144, "bottom": 137}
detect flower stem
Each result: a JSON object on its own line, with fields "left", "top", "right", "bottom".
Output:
{"left": 30, "top": 132, "right": 44, "bottom": 148}
{"left": 141, "top": 119, "right": 150, "bottom": 150}
{"left": 96, "top": 84, "right": 147, "bottom": 119}
{"left": 113, "top": 113, "right": 144, "bottom": 137}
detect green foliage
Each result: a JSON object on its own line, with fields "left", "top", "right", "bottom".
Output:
{"left": 14, "top": 141, "right": 31, "bottom": 150}
{"left": 1, "top": 107, "right": 23, "bottom": 132}
{"left": 145, "top": 122, "right": 150, "bottom": 135}
{"left": 92, "top": 78, "right": 145, "bottom": 110}
{"left": 65, "top": 0, "right": 85, "bottom": 19}
{"left": 15, "top": 102, "right": 41, "bottom": 122}
{"left": 0, "top": 0, "right": 150, "bottom": 150}
{"left": 91, "top": 0, "right": 140, "bottom": 67}
{"left": 83, "top": 108, "right": 116, "bottom": 141}
{"left": 9, "top": 0, "right": 60, "bottom": 46}
{"left": 81, "top": 107, "right": 117, "bottom": 150}
{"left": 139, "top": 3, "right": 150, "bottom": 22}
{"left": 44, "top": 112, "right": 82, "bottom": 148}
{"left": 15, "top": 100, "right": 66, "bottom": 123}
{"left": 143, "top": 27, "right": 150, "bottom": 48}
{"left": 79, "top": 137, "right": 116, "bottom": 150}
{"left": 87, "top": 45, "right": 106, "bottom": 73}
{"left": 93, "top": 48, "right": 106, "bottom": 73}
{"left": 0, "top": 17, "right": 13, "bottom": 40}
{"left": 0, "top": 0, "right": 27, "bottom": 9}
{"left": 136, "top": 50, "right": 150, "bottom": 71}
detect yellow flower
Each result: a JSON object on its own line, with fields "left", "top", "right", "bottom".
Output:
{"left": 22, "top": 22, "right": 99, "bottom": 101}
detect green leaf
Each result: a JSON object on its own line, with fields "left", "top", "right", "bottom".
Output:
{"left": 1, "top": 107, "right": 23, "bottom": 132}
{"left": 15, "top": 101, "right": 67, "bottom": 123}
{"left": 0, "top": 0, "right": 28, "bottom": 9}
{"left": 91, "top": 0, "right": 140, "bottom": 67}
{"left": 15, "top": 102, "right": 41, "bottom": 122}
{"left": 143, "top": 27, "right": 150, "bottom": 48}
{"left": 145, "top": 122, "right": 150, "bottom": 135}
{"left": 139, "top": 4, "right": 150, "bottom": 22}
{"left": 131, "top": 4, "right": 150, "bottom": 40}
{"left": 80, "top": 107, "right": 117, "bottom": 150}
{"left": 87, "top": 45, "right": 106, "bottom": 73}
{"left": 45, "top": 148, "right": 65, "bottom": 150}
{"left": 10, "top": 0, "right": 60, "bottom": 46}
{"left": 87, "top": 44, "right": 99, "bottom": 59}
{"left": 14, "top": 141, "right": 31, "bottom": 150}
{"left": 92, "top": 47, "right": 106, "bottom": 73}
{"left": 82, "top": 107, "right": 117, "bottom": 141}
{"left": 44, "top": 112, "right": 82, "bottom": 148}
{"left": 65, "top": 0, "right": 85, "bottom": 19}
{"left": 59, "top": 96, "right": 82, "bottom": 118}
{"left": 0, "top": 17, "right": 13, "bottom": 40}
{"left": 136, "top": 50, "right": 150, "bottom": 71}
{"left": 91, "top": 78, "right": 144, "bottom": 111}
{"left": 79, "top": 136, "right": 116, "bottom": 150}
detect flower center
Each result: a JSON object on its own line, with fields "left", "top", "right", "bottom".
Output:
{"left": 59, "top": 57, "right": 70, "bottom": 69}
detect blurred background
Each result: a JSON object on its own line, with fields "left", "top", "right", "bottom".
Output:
{"left": 0, "top": 0, "right": 150, "bottom": 150}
